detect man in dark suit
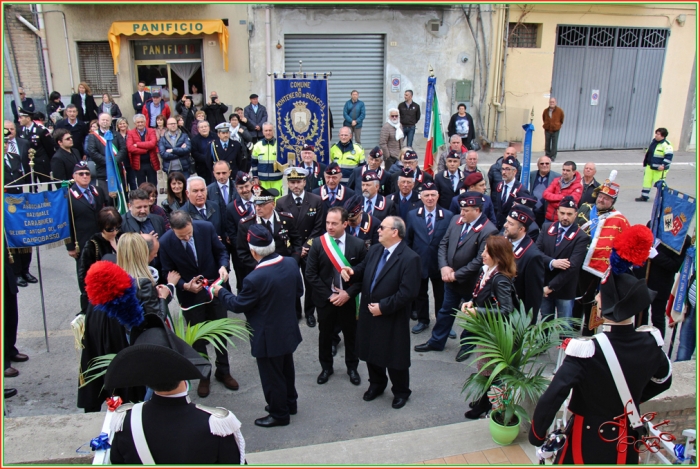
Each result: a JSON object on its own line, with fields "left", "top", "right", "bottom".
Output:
{"left": 182, "top": 176, "right": 225, "bottom": 239}
{"left": 120, "top": 189, "right": 167, "bottom": 238}
{"left": 529, "top": 156, "right": 560, "bottom": 227}
{"left": 360, "top": 170, "right": 392, "bottom": 221}
{"left": 191, "top": 121, "right": 217, "bottom": 184}
{"left": 66, "top": 161, "right": 110, "bottom": 314}
{"left": 502, "top": 205, "right": 545, "bottom": 322}
{"left": 344, "top": 194, "right": 380, "bottom": 250}
{"left": 17, "top": 108, "right": 55, "bottom": 185}
{"left": 54, "top": 105, "right": 88, "bottom": 156}
{"left": 4, "top": 237, "right": 27, "bottom": 382}
{"left": 299, "top": 144, "right": 326, "bottom": 193}
{"left": 225, "top": 172, "right": 255, "bottom": 292}
{"left": 237, "top": 186, "right": 302, "bottom": 274}
{"left": 406, "top": 182, "right": 454, "bottom": 334}
{"left": 207, "top": 160, "right": 236, "bottom": 211}
{"left": 4, "top": 120, "right": 30, "bottom": 174}
{"left": 277, "top": 167, "right": 326, "bottom": 327}
{"left": 213, "top": 225, "right": 303, "bottom": 427}
{"left": 313, "top": 162, "right": 354, "bottom": 210}
{"left": 387, "top": 150, "right": 432, "bottom": 195}
{"left": 306, "top": 207, "right": 366, "bottom": 385}
{"left": 448, "top": 172, "right": 497, "bottom": 227}
{"left": 434, "top": 150, "right": 465, "bottom": 210}
{"left": 492, "top": 155, "right": 525, "bottom": 230}
{"left": 211, "top": 123, "right": 244, "bottom": 176}
{"left": 348, "top": 146, "right": 390, "bottom": 195}
{"left": 158, "top": 211, "right": 236, "bottom": 398}
{"left": 340, "top": 216, "right": 421, "bottom": 409}
{"left": 387, "top": 167, "right": 422, "bottom": 220}
{"left": 86, "top": 113, "right": 127, "bottom": 190}
{"left": 536, "top": 196, "right": 590, "bottom": 325}
{"left": 415, "top": 192, "right": 498, "bottom": 356}
{"left": 51, "top": 128, "right": 82, "bottom": 183}
{"left": 11, "top": 88, "right": 35, "bottom": 126}
{"left": 132, "top": 81, "right": 152, "bottom": 114}
{"left": 243, "top": 94, "right": 268, "bottom": 142}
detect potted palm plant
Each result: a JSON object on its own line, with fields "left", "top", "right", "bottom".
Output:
{"left": 456, "top": 303, "right": 577, "bottom": 445}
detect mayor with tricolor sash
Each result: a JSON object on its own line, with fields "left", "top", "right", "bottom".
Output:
{"left": 305, "top": 206, "right": 366, "bottom": 387}
{"left": 87, "top": 113, "right": 127, "bottom": 192}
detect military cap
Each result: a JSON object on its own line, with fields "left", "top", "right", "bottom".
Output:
{"left": 247, "top": 224, "right": 273, "bottom": 247}
{"left": 284, "top": 167, "right": 308, "bottom": 180}
{"left": 252, "top": 185, "right": 278, "bottom": 204}
{"left": 235, "top": 171, "right": 252, "bottom": 185}
{"left": 343, "top": 194, "right": 364, "bottom": 216}
{"left": 17, "top": 107, "right": 34, "bottom": 118}
{"left": 446, "top": 149, "right": 461, "bottom": 160}
{"left": 73, "top": 161, "right": 91, "bottom": 174}
{"left": 362, "top": 170, "right": 380, "bottom": 182}
{"left": 512, "top": 190, "right": 537, "bottom": 209}
{"left": 509, "top": 205, "right": 535, "bottom": 228}
{"left": 503, "top": 155, "right": 517, "bottom": 168}
{"left": 464, "top": 172, "right": 484, "bottom": 188}
{"left": 419, "top": 181, "right": 438, "bottom": 193}
{"left": 399, "top": 167, "right": 415, "bottom": 178}
{"left": 458, "top": 191, "right": 484, "bottom": 208}
{"left": 559, "top": 195, "right": 578, "bottom": 210}
{"left": 403, "top": 150, "right": 418, "bottom": 161}
{"left": 215, "top": 122, "right": 231, "bottom": 133}
{"left": 301, "top": 144, "right": 315, "bottom": 153}
{"left": 325, "top": 162, "right": 342, "bottom": 175}
{"left": 369, "top": 146, "right": 383, "bottom": 159}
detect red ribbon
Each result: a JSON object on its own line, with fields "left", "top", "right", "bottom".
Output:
{"left": 106, "top": 396, "right": 123, "bottom": 411}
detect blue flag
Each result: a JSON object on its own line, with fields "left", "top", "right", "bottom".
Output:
{"left": 103, "top": 130, "right": 127, "bottom": 215}
{"left": 4, "top": 188, "right": 71, "bottom": 248}
{"left": 274, "top": 78, "right": 331, "bottom": 165}
{"left": 650, "top": 181, "right": 696, "bottom": 254}
{"left": 520, "top": 123, "right": 535, "bottom": 185}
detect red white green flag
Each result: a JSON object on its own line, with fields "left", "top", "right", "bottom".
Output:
{"left": 423, "top": 76, "right": 444, "bottom": 176}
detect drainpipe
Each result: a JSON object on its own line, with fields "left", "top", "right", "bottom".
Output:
{"left": 41, "top": 9, "right": 75, "bottom": 93}
{"left": 493, "top": 5, "right": 510, "bottom": 142}
{"left": 4, "top": 35, "right": 23, "bottom": 107}
{"left": 16, "top": 6, "right": 53, "bottom": 94}
{"left": 265, "top": 6, "right": 272, "bottom": 114}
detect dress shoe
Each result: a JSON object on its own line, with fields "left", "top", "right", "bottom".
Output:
{"left": 317, "top": 369, "right": 333, "bottom": 384}
{"left": 363, "top": 387, "right": 384, "bottom": 401}
{"left": 411, "top": 322, "right": 429, "bottom": 334}
{"left": 414, "top": 342, "right": 440, "bottom": 353}
{"left": 635, "top": 196, "right": 649, "bottom": 202}
{"left": 455, "top": 347, "right": 473, "bottom": 363}
{"left": 347, "top": 369, "right": 361, "bottom": 386}
{"left": 4, "top": 388, "right": 17, "bottom": 399}
{"left": 306, "top": 315, "right": 316, "bottom": 328}
{"left": 16, "top": 277, "right": 28, "bottom": 287}
{"left": 214, "top": 372, "right": 239, "bottom": 391}
{"left": 392, "top": 397, "right": 408, "bottom": 409}
{"left": 331, "top": 344, "right": 337, "bottom": 357}
{"left": 22, "top": 272, "right": 38, "bottom": 283}
{"left": 255, "top": 415, "right": 289, "bottom": 427}
{"left": 197, "top": 378, "right": 210, "bottom": 397}
{"left": 448, "top": 329, "right": 457, "bottom": 339}
{"left": 265, "top": 404, "right": 297, "bottom": 415}
{"left": 4, "top": 367, "right": 19, "bottom": 378}
{"left": 10, "top": 353, "right": 28, "bottom": 363}
{"left": 410, "top": 310, "right": 418, "bottom": 320}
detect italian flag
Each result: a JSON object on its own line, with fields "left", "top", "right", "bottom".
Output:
{"left": 320, "top": 233, "right": 349, "bottom": 271}
{"left": 423, "top": 89, "right": 444, "bottom": 176}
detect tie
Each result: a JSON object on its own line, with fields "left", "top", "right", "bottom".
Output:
{"left": 502, "top": 184, "right": 509, "bottom": 203}
{"left": 426, "top": 213, "right": 434, "bottom": 236}
{"left": 333, "top": 239, "right": 343, "bottom": 288}
{"left": 265, "top": 220, "right": 273, "bottom": 234}
{"left": 223, "top": 142, "right": 228, "bottom": 150}
{"left": 221, "top": 184, "right": 228, "bottom": 204}
{"left": 295, "top": 196, "right": 302, "bottom": 206}
{"left": 402, "top": 197, "right": 408, "bottom": 204}
{"left": 458, "top": 223, "right": 470, "bottom": 247}
{"left": 199, "top": 208, "right": 206, "bottom": 218}
{"left": 329, "top": 190, "right": 336, "bottom": 205}
{"left": 556, "top": 226, "right": 566, "bottom": 245}
{"left": 185, "top": 238, "right": 198, "bottom": 264}
{"left": 366, "top": 199, "right": 373, "bottom": 214}
{"left": 450, "top": 174, "right": 456, "bottom": 191}
{"left": 84, "top": 188, "right": 95, "bottom": 206}
{"left": 9, "top": 140, "right": 17, "bottom": 155}
{"left": 246, "top": 201, "right": 254, "bottom": 216}
{"left": 370, "top": 249, "right": 391, "bottom": 291}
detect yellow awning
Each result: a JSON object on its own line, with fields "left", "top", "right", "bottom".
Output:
{"left": 107, "top": 20, "right": 229, "bottom": 74}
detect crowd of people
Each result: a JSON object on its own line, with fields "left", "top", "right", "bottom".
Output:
{"left": 3, "top": 82, "right": 695, "bottom": 464}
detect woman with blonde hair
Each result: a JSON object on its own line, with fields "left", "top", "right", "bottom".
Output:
{"left": 70, "top": 81, "right": 98, "bottom": 124}
{"left": 98, "top": 93, "right": 122, "bottom": 130}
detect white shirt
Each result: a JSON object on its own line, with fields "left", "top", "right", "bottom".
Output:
{"left": 383, "top": 240, "right": 401, "bottom": 262}
{"left": 293, "top": 191, "right": 306, "bottom": 204}
{"left": 334, "top": 232, "right": 347, "bottom": 255}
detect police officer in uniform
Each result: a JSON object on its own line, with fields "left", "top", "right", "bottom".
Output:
{"left": 492, "top": 155, "right": 525, "bottom": 230}
{"left": 236, "top": 185, "right": 303, "bottom": 275}
{"left": 360, "top": 170, "right": 393, "bottom": 221}
{"left": 388, "top": 167, "right": 423, "bottom": 221}
{"left": 106, "top": 318, "right": 245, "bottom": 464}
{"left": 529, "top": 225, "right": 672, "bottom": 464}
{"left": 277, "top": 167, "right": 326, "bottom": 327}
{"left": 17, "top": 108, "right": 55, "bottom": 186}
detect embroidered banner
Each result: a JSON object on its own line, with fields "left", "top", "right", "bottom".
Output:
{"left": 4, "top": 188, "right": 71, "bottom": 249}
{"left": 650, "top": 183, "right": 696, "bottom": 254}
{"left": 274, "top": 78, "right": 331, "bottom": 166}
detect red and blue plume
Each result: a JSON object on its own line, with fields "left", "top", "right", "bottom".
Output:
{"left": 85, "top": 261, "right": 144, "bottom": 329}
{"left": 609, "top": 225, "right": 654, "bottom": 275}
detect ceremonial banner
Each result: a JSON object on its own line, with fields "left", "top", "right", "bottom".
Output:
{"left": 423, "top": 76, "right": 444, "bottom": 175}
{"left": 520, "top": 122, "right": 535, "bottom": 185}
{"left": 650, "top": 182, "right": 696, "bottom": 254}
{"left": 274, "top": 78, "right": 331, "bottom": 166}
{"left": 4, "top": 188, "right": 71, "bottom": 249}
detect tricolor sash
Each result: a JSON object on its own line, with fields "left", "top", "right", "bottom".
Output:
{"left": 320, "top": 233, "right": 359, "bottom": 317}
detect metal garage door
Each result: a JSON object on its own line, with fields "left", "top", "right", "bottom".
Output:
{"left": 284, "top": 34, "right": 385, "bottom": 149}
{"left": 551, "top": 26, "right": 668, "bottom": 150}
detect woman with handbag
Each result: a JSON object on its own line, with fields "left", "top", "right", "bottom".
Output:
{"left": 461, "top": 235, "right": 517, "bottom": 419}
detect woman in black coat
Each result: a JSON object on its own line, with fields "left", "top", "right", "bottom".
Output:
{"left": 46, "top": 91, "right": 64, "bottom": 118}
{"left": 176, "top": 95, "right": 197, "bottom": 133}
{"left": 461, "top": 235, "right": 517, "bottom": 419}
{"left": 70, "top": 82, "right": 99, "bottom": 124}
{"left": 97, "top": 93, "right": 122, "bottom": 131}
{"left": 447, "top": 103, "right": 476, "bottom": 150}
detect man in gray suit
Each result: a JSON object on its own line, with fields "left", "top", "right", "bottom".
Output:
{"left": 243, "top": 94, "right": 268, "bottom": 143}
{"left": 414, "top": 191, "right": 498, "bottom": 355}
{"left": 529, "top": 156, "right": 560, "bottom": 227}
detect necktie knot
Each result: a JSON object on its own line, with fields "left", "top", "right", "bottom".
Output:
{"left": 199, "top": 208, "right": 206, "bottom": 218}
{"left": 295, "top": 197, "right": 302, "bottom": 206}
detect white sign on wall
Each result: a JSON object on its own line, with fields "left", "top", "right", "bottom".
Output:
{"left": 391, "top": 74, "right": 401, "bottom": 93}
{"left": 591, "top": 89, "right": 600, "bottom": 106}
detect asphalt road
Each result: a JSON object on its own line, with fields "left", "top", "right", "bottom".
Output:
{"left": 5, "top": 148, "right": 696, "bottom": 454}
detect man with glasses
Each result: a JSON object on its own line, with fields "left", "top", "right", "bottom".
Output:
{"left": 488, "top": 147, "right": 522, "bottom": 203}
{"left": 579, "top": 162, "right": 600, "bottom": 206}
{"left": 51, "top": 129, "right": 81, "bottom": 183}
{"left": 529, "top": 156, "right": 560, "bottom": 227}
{"left": 225, "top": 171, "right": 256, "bottom": 292}
{"left": 379, "top": 109, "right": 403, "bottom": 171}
{"left": 66, "top": 161, "right": 110, "bottom": 314}
{"left": 11, "top": 87, "right": 35, "bottom": 126}
{"left": 492, "top": 155, "right": 525, "bottom": 229}
{"left": 349, "top": 146, "right": 389, "bottom": 195}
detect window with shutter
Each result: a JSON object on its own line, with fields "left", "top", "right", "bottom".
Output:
{"left": 76, "top": 42, "right": 119, "bottom": 96}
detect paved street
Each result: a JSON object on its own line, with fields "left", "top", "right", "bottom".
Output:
{"left": 5, "top": 148, "right": 696, "bottom": 454}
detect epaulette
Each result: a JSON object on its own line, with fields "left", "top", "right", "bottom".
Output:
{"left": 636, "top": 325, "right": 664, "bottom": 346}
{"left": 278, "top": 211, "right": 294, "bottom": 219}
{"left": 110, "top": 403, "right": 135, "bottom": 434}
{"left": 241, "top": 214, "right": 255, "bottom": 223}
{"left": 195, "top": 404, "right": 246, "bottom": 464}
{"left": 564, "top": 337, "right": 596, "bottom": 358}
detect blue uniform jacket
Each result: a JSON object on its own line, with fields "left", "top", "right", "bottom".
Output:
{"left": 406, "top": 206, "right": 454, "bottom": 278}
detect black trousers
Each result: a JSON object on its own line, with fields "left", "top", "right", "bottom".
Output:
{"left": 573, "top": 270, "right": 600, "bottom": 337}
{"left": 256, "top": 353, "right": 297, "bottom": 421}
{"left": 297, "top": 259, "right": 316, "bottom": 319}
{"left": 318, "top": 302, "right": 358, "bottom": 371}
{"left": 641, "top": 291, "right": 671, "bottom": 339}
{"left": 415, "top": 273, "right": 444, "bottom": 325}
{"left": 12, "top": 250, "right": 32, "bottom": 277}
{"left": 184, "top": 299, "right": 229, "bottom": 375}
{"left": 135, "top": 162, "right": 157, "bottom": 187}
{"left": 4, "top": 290, "right": 19, "bottom": 370}
{"left": 366, "top": 362, "right": 411, "bottom": 399}
{"left": 75, "top": 258, "right": 89, "bottom": 315}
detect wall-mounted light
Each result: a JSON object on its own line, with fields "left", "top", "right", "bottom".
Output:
{"left": 676, "top": 14, "right": 686, "bottom": 27}
{"left": 276, "top": 40, "right": 282, "bottom": 49}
